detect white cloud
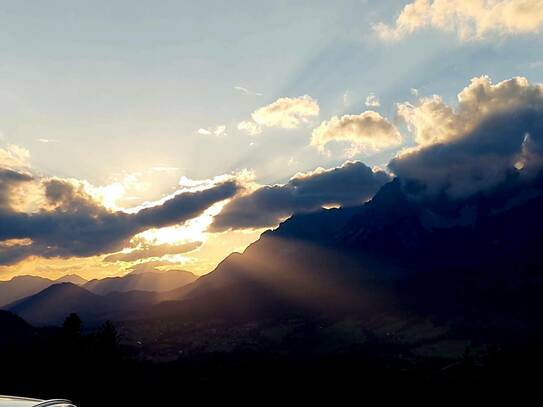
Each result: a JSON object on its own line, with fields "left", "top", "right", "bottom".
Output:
{"left": 0, "top": 144, "right": 31, "bottom": 170}
{"left": 197, "top": 125, "right": 227, "bottom": 137}
{"left": 234, "top": 85, "right": 263, "bottom": 96}
{"left": 375, "top": 0, "right": 543, "bottom": 42}
{"left": 150, "top": 166, "right": 181, "bottom": 173}
{"left": 238, "top": 95, "right": 320, "bottom": 135}
{"left": 37, "top": 138, "right": 59, "bottom": 143}
{"left": 343, "top": 90, "right": 356, "bottom": 107}
{"left": 391, "top": 75, "right": 543, "bottom": 199}
{"left": 365, "top": 93, "right": 381, "bottom": 107}
{"left": 237, "top": 120, "right": 262, "bottom": 136}
{"left": 197, "top": 128, "right": 212, "bottom": 136}
{"left": 311, "top": 111, "right": 403, "bottom": 157}
{"left": 397, "top": 75, "right": 543, "bottom": 147}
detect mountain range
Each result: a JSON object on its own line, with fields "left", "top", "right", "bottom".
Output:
{"left": 84, "top": 269, "right": 197, "bottom": 295}
{"left": 5, "top": 177, "right": 543, "bottom": 343}
{"left": 1, "top": 269, "right": 198, "bottom": 325}
{"left": 0, "top": 274, "right": 87, "bottom": 308}
{"left": 141, "top": 178, "right": 543, "bottom": 341}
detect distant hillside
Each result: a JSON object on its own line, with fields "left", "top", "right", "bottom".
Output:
{"left": 7, "top": 283, "right": 159, "bottom": 326}
{"left": 84, "top": 269, "right": 197, "bottom": 295}
{"left": 0, "top": 274, "right": 87, "bottom": 308}
{"left": 0, "top": 275, "right": 54, "bottom": 308}
{"left": 55, "top": 274, "right": 87, "bottom": 285}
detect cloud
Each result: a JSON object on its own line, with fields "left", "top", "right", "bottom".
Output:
{"left": 390, "top": 75, "right": 543, "bottom": 199}
{"left": 0, "top": 144, "right": 30, "bottom": 170}
{"left": 0, "top": 174, "right": 240, "bottom": 265}
{"left": 103, "top": 241, "right": 202, "bottom": 262}
{"left": 150, "top": 166, "right": 181, "bottom": 173}
{"left": 125, "top": 260, "right": 180, "bottom": 275}
{"left": 37, "top": 138, "right": 59, "bottom": 143}
{"left": 397, "top": 75, "right": 543, "bottom": 147}
{"left": 237, "top": 120, "right": 262, "bottom": 136}
{"left": 375, "top": 0, "right": 543, "bottom": 42}
{"left": 197, "top": 125, "right": 227, "bottom": 137}
{"left": 365, "top": 93, "right": 381, "bottom": 107}
{"left": 343, "top": 90, "right": 356, "bottom": 107}
{"left": 211, "top": 161, "right": 391, "bottom": 231}
{"left": 234, "top": 85, "right": 263, "bottom": 96}
{"left": 0, "top": 169, "right": 34, "bottom": 211}
{"left": 238, "top": 95, "right": 319, "bottom": 135}
{"left": 311, "top": 111, "right": 403, "bottom": 156}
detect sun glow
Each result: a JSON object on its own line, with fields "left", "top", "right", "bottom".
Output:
{"left": 132, "top": 200, "right": 228, "bottom": 246}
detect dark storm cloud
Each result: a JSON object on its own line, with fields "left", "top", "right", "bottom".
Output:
{"left": 390, "top": 76, "right": 543, "bottom": 200}
{"left": 0, "top": 169, "right": 33, "bottom": 210}
{"left": 0, "top": 178, "right": 239, "bottom": 265}
{"left": 211, "top": 161, "right": 391, "bottom": 231}
{"left": 389, "top": 106, "right": 543, "bottom": 200}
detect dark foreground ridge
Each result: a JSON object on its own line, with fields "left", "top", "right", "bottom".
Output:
{"left": 2, "top": 310, "right": 543, "bottom": 405}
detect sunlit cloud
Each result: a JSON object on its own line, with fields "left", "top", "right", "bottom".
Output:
{"left": 375, "top": 0, "right": 543, "bottom": 42}
{"left": 0, "top": 238, "right": 33, "bottom": 248}
{"left": 311, "top": 111, "right": 402, "bottom": 157}
{"left": 396, "top": 75, "right": 543, "bottom": 148}
{"left": 103, "top": 241, "right": 202, "bottom": 262}
{"left": 150, "top": 166, "right": 181, "bottom": 172}
{"left": 365, "top": 93, "right": 381, "bottom": 107}
{"left": 237, "top": 120, "right": 262, "bottom": 136}
{"left": 134, "top": 200, "right": 228, "bottom": 246}
{"left": 197, "top": 125, "right": 227, "bottom": 137}
{"left": 390, "top": 75, "right": 543, "bottom": 199}
{"left": 238, "top": 95, "right": 319, "bottom": 135}
{"left": 212, "top": 161, "right": 390, "bottom": 231}
{"left": 0, "top": 165, "right": 240, "bottom": 265}
{"left": 0, "top": 144, "right": 30, "bottom": 171}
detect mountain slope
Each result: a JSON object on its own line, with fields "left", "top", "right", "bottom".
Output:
{"left": 8, "top": 283, "right": 160, "bottom": 326}
{"left": 55, "top": 274, "right": 87, "bottom": 285}
{"left": 0, "top": 275, "right": 54, "bottom": 308}
{"left": 84, "top": 269, "right": 197, "bottom": 295}
{"left": 8, "top": 283, "right": 109, "bottom": 325}
{"left": 0, "top": 274, "right": 88, "bottom": 308}
{"left": 0, "top": 310, "right": 35, "bottom": 346}
{"left": 148, "top": 178, "right": 543, "bottom": 337}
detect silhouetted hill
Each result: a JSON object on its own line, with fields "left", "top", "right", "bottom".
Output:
{"left": 0, "top": 274, "right": 88, "bottom": 308}
{"left": 84, "top": 269, "right": 197, "bottom": 295}
{"left": 55, "top": 274, "right": 87, "bottom": 285}
{"left": 7, "top": 283, "right": 160, "bottom": 326}
{"left": 0, "top": 310, "right": 34, "bottom": 346}
{"left": 7, "top": 283, "right": 107, "bottom": 325}
{"left": 0, "top": 275, "right": 54, "bottom": 308}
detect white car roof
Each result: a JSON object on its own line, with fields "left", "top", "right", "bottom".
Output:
{"left": 0, "top": 396, "right": 74, "bottom": 407}
{"left": 0, "top": 396, "right": 43, "bottom": 407}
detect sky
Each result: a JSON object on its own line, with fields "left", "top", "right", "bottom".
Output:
{"left": 1, "top": 0, "right": 543, "bottom": 280}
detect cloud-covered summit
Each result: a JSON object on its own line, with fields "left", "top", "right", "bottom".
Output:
{"left": 211, "top": 161, "right": 390, "bottom": 231}
{"left": 391, "top": 75, "right": 543, "bottom": 199}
